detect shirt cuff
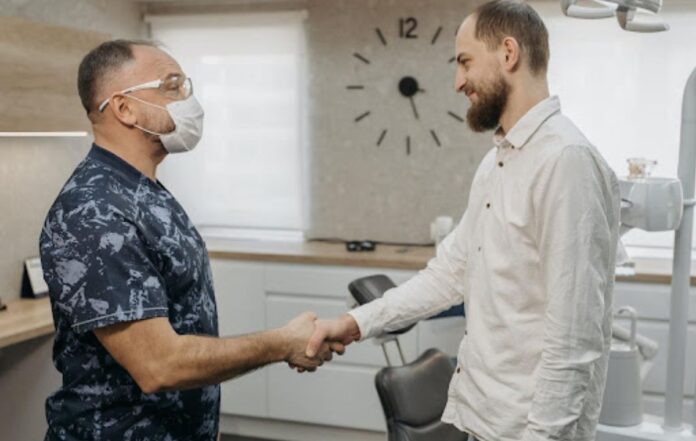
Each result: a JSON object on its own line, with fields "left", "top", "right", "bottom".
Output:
{"left": 347, "top": 300, "right": 385, "bottom": 341}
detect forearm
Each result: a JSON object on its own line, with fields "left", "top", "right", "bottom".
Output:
{"left": 349, "top": 270, "right": 463, "bottom": 340}
{"left": 158, "top": 328, "right": 288, "bottom": 391}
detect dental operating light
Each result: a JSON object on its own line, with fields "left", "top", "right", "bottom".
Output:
{"left": 561, "top": 0, "right": 616, "bottom": 19}
{"left": 562, "top": 0, "right": 669, "bottom": 32}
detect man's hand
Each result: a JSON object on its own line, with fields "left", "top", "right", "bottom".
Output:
{"left": 279, "top": 311, "right": 336, "bottom": 373}
{"left": 306, "top": 314, "right": 361, "bottom": 359}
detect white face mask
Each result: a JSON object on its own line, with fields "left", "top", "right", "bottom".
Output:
{"left": 128, "top": 94, "right": 205, "bottom": 154}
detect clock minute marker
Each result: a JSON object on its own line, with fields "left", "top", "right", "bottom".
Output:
{"left": 346, "top": 85, "right": 365, "bottom": 90}
{"left": 353, "top": 53, "right": 371, "bottom": 64}
{"left": 355, "top": 111, "right": 371, "bottom": 122}
{"left": 431, "top": 130, "right": 442, "bottom": 147}
{"left": 377, "top": 129, "right": 387, "bottom": 146}
{"left": 448, "top": 56, "right": 456, "bottom": 64}
{"left": 431, "top": 26, "right": 443, "bottom": 45}
{"left": 376, "top": 28, "right": 387, "bottom": 46}
{"left": 406, "top": 136, "right": 411, "bottom": 156}
{"left": 448, "top": 111, "right": 465, "bottom": 122}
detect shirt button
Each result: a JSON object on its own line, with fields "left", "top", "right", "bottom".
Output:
{"left": 498, "top": 161, "right": 504, "bottom": 167}
{"left": 485, "top": 203, "right": 490, "bottom": 209}
{"left": 456, "top": 367, "right": 461, "bottom": 374}
{"left": 477, "top": 246, "right": 482, "bottom": 252}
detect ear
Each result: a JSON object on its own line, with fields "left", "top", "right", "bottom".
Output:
{"left": 108, "top": 94, "right": 138, "bottom": 127}
{"left": 500, "top": 36, "right": 521, "bottom": 73}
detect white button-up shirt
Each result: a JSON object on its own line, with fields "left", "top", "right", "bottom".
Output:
{"left": 349, "top": 96, "right": 620, "bottom": 441}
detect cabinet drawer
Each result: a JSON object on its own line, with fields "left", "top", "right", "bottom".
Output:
{"left": 268, "top": 363, "right": 386, "bottom": 431}
{"left": 264, "top": 263, "right": 415, "bottom": 299}
{"left": 211, "top": 260, "right": 266, "bottom": 336}
{"left": 614, "top": 282, "right": 696, "bottom": 322}
{"left": 221, "top": 369, "right": 268, "bottom": 417}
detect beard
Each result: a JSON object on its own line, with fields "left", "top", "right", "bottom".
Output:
{"left": 465, "top": 73, "right": 510, "bottom": 133}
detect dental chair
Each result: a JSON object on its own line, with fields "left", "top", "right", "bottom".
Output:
{"left": 349, "top": 275, "right": 468, "bottom": 441}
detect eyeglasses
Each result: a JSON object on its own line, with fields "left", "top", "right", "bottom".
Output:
{"left": 98, "top": 73, "right": 193, "bottom": 112}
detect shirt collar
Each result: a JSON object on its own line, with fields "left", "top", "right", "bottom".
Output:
{"left": 493, "top": 95, "right": 561, "bottom": 150}
{"left": 88, "top": 143, "right": 146, "bottom": 184}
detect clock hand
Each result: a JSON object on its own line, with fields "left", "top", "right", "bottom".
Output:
{"left": 409, "top": 96, "right": 420, "bottom": 120}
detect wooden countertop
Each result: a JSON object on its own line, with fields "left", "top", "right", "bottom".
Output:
{"left": 207, "top": 238, "right": 437, "bottom": 271}
{"left": 206, "top": 238, "right": 693, "bottom": 286}
{"left": 0, "top": 297, "right": 53, "bottom": 350}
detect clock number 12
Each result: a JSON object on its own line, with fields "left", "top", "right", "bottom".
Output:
{"left": 399, "top": 17, "right": 418, "bottom": 39}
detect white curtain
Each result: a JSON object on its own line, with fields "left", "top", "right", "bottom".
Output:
{"left": 148, "top": 11, "right": 307, "bottom": 236}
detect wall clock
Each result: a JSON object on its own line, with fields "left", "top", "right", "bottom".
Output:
{"left": 346, "top": 16, "right": 464, "bottom": 156}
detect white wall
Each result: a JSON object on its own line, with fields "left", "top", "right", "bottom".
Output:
{"left": 532, "top": 0, "right": 696, "bottom": 251}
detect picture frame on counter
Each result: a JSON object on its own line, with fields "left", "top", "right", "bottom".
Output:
{"left": 21, "top": 257, "right": 48, "bottom": 299}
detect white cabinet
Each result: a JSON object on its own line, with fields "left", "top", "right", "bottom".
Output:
{"left": 210, "top": 260, "right": 268, "bottom": 417}
{"left": 211, "top": 258, "right": 465, "bottom": 433}
{"left": 211, "top": 259, "right": 696, "bottom": 434}
{"left": 613, "top": 281, "right": 696, "bottom": 418}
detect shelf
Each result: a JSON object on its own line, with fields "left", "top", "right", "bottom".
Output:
{"left": 0, "top": 297, "right": 54, "bottom": 350}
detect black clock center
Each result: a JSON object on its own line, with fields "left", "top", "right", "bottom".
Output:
{"left": 398, "top": 76, "right": 419, "bottom": 98}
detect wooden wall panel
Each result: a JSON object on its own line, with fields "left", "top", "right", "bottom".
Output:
{"left": 0, "top": 16, "right": 109, "bottom": 132}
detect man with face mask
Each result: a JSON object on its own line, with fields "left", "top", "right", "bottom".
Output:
{"left": 306, "top": 2, "right": 620, "bottom": 441}
{"left": 39, "top": 40, "right": 338, "bottom": 441}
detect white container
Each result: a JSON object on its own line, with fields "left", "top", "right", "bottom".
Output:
{"left": 601, "top": 307, "right": 652, "bottom": 427}
{"left": 619, "top": 177, "right": 683, "bottom": 232}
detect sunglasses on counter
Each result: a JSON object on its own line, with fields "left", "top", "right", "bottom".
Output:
{"left": 346, "top": 240, "right": 377, "bottom": 252}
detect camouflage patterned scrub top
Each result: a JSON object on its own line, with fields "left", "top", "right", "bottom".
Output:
{"left": 39, "top": 144, "right": 220, "bottom": 441}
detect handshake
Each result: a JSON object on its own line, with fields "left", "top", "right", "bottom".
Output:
{"left": 278, "top": 312, "right": 362, "bottom": 373}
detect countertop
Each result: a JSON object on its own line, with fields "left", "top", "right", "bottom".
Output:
{"left": 206, "top": 238, "right": 693, "bottom": 286}
{"left": 0, "top": 297, "right": 53, "bottom": 350}
{"left": 206, "top": 238, "right": 436, "bottom": 271}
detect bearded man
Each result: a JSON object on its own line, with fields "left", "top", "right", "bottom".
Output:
{"left": 305, "top": 1, "right": 621, "bottom": 441}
